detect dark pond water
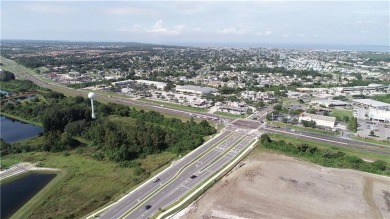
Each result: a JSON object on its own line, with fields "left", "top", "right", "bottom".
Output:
{"left": 0, "top": 173, "right": 56, "bottom": 219}
{"left": 0, "top": 116, "right": 43, "bottom": 143}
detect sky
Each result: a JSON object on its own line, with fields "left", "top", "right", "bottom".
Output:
{"left": 1, "top": 1, "right": 389, "bottom": 46}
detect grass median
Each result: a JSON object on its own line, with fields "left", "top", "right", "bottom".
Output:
{"left": 138, "top": 98, "right": 208, "bottom": 113}
{"left": 267, "top": 133, "right": 390, "bottom": 162}
{"left": 117, "top": 132, "right": 235, "bottom": 219}
{"left": 153, "top": 139, "right": 256, "bottom": 219}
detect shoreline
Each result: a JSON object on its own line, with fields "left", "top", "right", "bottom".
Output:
{"left": 0, "top": 112, "right": 42, "bottom": 127}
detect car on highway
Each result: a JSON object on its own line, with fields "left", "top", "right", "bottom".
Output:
{"left": 152, "top": 177, "right": 160, "bottom": 182}
{"left": 189, "top": 174, "right": 197, "bottom": 179}
{"left": 145, "top": 204, "right": 151, "bottom": 210}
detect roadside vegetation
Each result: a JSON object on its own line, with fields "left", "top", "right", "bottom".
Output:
{"left": 259, "top": 134, "right": 390, "bottom": 176}
{"left": 0, "top": 76, "right": 217, "bottom": 218}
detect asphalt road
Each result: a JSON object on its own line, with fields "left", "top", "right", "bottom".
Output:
{"left": 19, "top": 72, "right": 231, "bottom": 124}
{"left": 125, "top": 135, "right": 254, "bottom": 219}
{"left": 262, "top": 126, "right": 390, "bottom": 156}
{"left": 99, "top": 132, "right": 255, "bottom": 219}
{"left": 99, "top": 130, "right": 233, "bottom": 218}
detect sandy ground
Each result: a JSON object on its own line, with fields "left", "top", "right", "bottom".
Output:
{"left": 179, "top": 151, "right": 390, "bottom": 219}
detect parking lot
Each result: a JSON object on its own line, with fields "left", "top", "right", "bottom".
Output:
{"left": 357, "top": 119, "right": 390, "bottom": 141}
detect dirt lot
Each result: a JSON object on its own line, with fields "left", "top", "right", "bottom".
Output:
{"left": 180, "top": 150, "right": 390, "bottom": 219}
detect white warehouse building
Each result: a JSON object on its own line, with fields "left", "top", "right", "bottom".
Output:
{"left": 299, "top": 113, "right": 336, "bottom": 128}
{"left": 135, "top": 80, "right": 166, "bottom": 90}
{"left": 368, "top": 109, "right": 390, "bottom": 123}
{"left": 175, "top": 85, "right": 217, "bottom": 95}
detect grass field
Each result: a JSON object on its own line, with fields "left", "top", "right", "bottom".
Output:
{"left": 268, "top": 121, "right": 336, "bottom": 136}
{"left": 0, "top": 56, "right": 35, "bottom": 76}
{"left": 0, "top": 112, "right": 43, "bottom": 127}
{"left": 351, "top": 136, "right": 390, "bottom": 147}
{"left": 3, "top": 149, "right": 177, "bottom": 219}
{"left": 330, "top": 108, "right": 353, "bottom": 119}
{"left": 213, "top": 111, "right": 246, "bottom": 119}
{"left": 267, "top": 133, "right": 390, "bottom": 162}
{"left": 139, "top": 98, "right": 208, "bottom": 113}
{"left": 0, "top": 158, "right": 20, "bottom": 169}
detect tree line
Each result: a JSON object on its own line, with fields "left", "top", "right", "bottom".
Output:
{"left": 259, "top": 134, "right": 389, "bottom": 176}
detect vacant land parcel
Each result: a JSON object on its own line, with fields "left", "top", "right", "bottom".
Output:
{"left": 181, "top": 151, "right": 390, "bottom": 219}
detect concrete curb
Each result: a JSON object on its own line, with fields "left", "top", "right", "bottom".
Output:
{"left": 156, "top": 139, "right": 258, "bottom": 219}
{"left": 86, "top": 130, "right": 229, "bottom": 219}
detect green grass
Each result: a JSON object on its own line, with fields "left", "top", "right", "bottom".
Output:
{"left": 0, "top": 56, "right": 36, "bottom": 76}
{"left": 330, "top": 108, "right": 353, "bottom": 119}
{"left": 11, "top": 171, "right": 64, "bottom": 219}
{"left": 153, "top": 139, "right": 255, "bottom": 219}
{"left": 213, "top": 111, "right": 246, "bottom": 119}
{"left": 0, "top": 158, "right": 20, "bottom": 169}
{"left": 268, "top": 121, "right": 336, "bottom": 136}
{"left": 0, "top": 112, "right": 43, "bottom": 127}
{"left": 267, "top": 133, "right": 390, "bottom": 162}
{"left": 351, "top": 136, "right": 390, "bottom": 147}
{"left": 2, "top": 149, "right": 177, "bottom": 219}
{"left": 139, "top": 98, "right": 208, "bottom": 113}
{"left": 115, "top": 132, "right": 234, "bottom": 218}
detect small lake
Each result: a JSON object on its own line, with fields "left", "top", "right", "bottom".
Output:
{"left": 0, "top": 173, "right": 56, "bottom": 219}
{"left": 0, "top": 116, "right": 44, "bottom": 143}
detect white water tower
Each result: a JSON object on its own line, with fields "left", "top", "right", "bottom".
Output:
{"left": 88, "top": 92, "right": 96, "bottom": 119}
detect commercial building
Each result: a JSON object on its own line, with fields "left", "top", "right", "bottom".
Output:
{"left": 111, "top": 79, "right": 135, "bottom": 86}
{"left": 175, "top": 85, "right": 217, "bottom": 95}
{"left": 299, "top": 113, "right": 336, "bottom": 128}
{"left": 351, "top": 99, "right": 390, "bottom": 110}
{"left": 311, "top": 99, "right": 350, "bottom": 107}
{"left": 368, "top": 109, "right": 390, "bottom": 123}
{"left": 135, "top": 80, "right": 166, "bottom": 90}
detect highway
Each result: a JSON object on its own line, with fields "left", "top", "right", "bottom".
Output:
{"left": 12, "top": 63, "right": 390, "bottom": 219}
{"left": 98, "top": 131, "right": 255, "bottom": 219}
{"left": 262, "top": 126, "right": 390, "bottom": 156}
{"left": 18, "top": 72, "right": 231, "bottom": 124}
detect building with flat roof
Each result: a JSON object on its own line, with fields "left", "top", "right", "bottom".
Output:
{"left": 368, "top": 109, "right": 390, "bottom": 123}
{"left": 311, "top": 99, "right": 350, "bottom": 108}
{"left": 175, "top": 85, "right": 217, "bottom": 95}
{"left": 111, "top": 79, "right": 135, "bottom": 86}
{"left": 351, "top": 99, "right": 390, "bottom": 110}
{"left": 299, "top": 113, "right": 336, "bottom": 128}
{"left": 135, "top": 80, "right": 166, "bottom": 90}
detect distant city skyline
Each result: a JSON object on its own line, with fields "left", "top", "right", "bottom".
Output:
{"left": 2, "top": 1, "right": 389, "bottom": 47}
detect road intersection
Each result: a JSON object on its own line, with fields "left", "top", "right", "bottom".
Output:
{"left": 12, "top": 67, "right": 390, "bottom": 219}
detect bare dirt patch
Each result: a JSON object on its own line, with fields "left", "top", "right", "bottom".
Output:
{"left": 181, "top": 151, "right": 390, "bottom": 219}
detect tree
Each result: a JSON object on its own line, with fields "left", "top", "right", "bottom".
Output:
{"left": 347, "top": 117, "right": 358, "bottom": 132}
{"left": 260, "top": 134, "right": 271, "bottom": 144}
{"left": 369, "top": 130, "right": 375, "bottom": 136}
{"left": 0, "top": 70, "right": 15, "bottom": 82}
{"left": 164, "top": 81, "right": 175, "bottom": 92}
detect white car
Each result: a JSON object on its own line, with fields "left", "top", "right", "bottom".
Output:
{"left": 152, "top": 177, "right": 160, "bottom": 182}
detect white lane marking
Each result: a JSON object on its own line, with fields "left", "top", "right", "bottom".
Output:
{"left": 269, "top": 129, "right": 348, "bottom": 145}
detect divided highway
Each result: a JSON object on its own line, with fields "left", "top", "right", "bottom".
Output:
{"left": 98, "top": 132, "right": 255, "bottom": 219}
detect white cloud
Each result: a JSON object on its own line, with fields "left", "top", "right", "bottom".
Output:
{"left": 116, "top": 20, "right": 186, "bottom": 35}
{"left": 22, "top": 3, "right": 75, "bottom": 14}
{"left": 105, "top": 7, "right": 157, "bottom": 16}
{"left": 256, "top": 30, "right": 273, "bottom": 36}
{"left": 145, "top": 20, "right": 186, "bottom": 35}
{"left": 116, "top": 24, "right": 141, "bottom": 32}
{"left": 218, "top": 27, "right": 251, "bottom": 35}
